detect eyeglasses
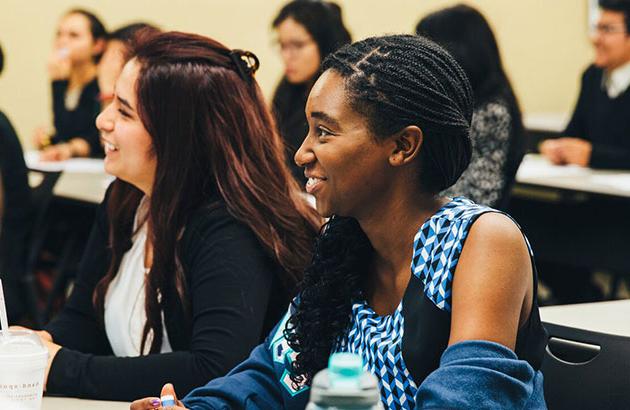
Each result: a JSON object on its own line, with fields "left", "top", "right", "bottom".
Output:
{"left": 274, "top": 39, "right": 315, "bottom": 55}
{"left": 590, "top": 23, "right": 627, "bottom": 35}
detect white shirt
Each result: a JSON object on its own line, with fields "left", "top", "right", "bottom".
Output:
{"left": 104, "top": 197, "right": 172, "bottom": 356}
{"left": 603, "top": 60, "right": 630, "bottom": 98}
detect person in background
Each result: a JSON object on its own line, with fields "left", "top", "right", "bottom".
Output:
{"left": 25, "top": 31, "right": 321, "bottom": 401}
{"left": 272, "top": 0, "right": 351, "bottom": 184}
{"left": 539, "top": 0, "right": 630, "bottom": 169}
{"left": 32, "top": 9, "right": 106, "bottom": 161}
{"left": 416, "top": 4, "right": 524, "bottom": 209}
{"left": 132, "top": 34, "right": 547, "bottom": 410}
{"left": 0, "top": 41, "right": 32, "bottom": 324}
{"left": 97, "top": 23, "right": 160, "bottom": 106}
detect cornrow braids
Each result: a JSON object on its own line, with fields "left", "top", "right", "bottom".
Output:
{"left": 285, "top": 34, "right": 474, "bottom": 385}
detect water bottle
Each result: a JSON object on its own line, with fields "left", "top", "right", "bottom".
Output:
{"left": 306, "top": 352, "right": 384, "bottom": 410}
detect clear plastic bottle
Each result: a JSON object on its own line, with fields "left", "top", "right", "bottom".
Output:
{"left": 306, "top": 352, "right": 384, "bottom": 410}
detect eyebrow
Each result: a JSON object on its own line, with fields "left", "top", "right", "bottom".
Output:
{"left": 310, "top": 111, "right": 341, "bottom": 128}
{"left": 116, "top": 95, "right": 134, "bottom": 111}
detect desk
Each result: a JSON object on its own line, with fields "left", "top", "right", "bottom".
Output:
{"left": 509, "top": 154, "right": 630, "bottom": 276}
{"left": 540, "top": 299, "right": 630, "bottom": 336}
{"left": 43, "top": 397, "right": 129, "bottom": 409}
{"left": 515, "top": 154, "right": 630, "bottom": 198}
{"left": 26, "top": 151, "right": 112, "bottom": 204}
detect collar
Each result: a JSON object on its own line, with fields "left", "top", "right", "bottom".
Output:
{"left": 603, "top": 60, "right": 630, "bottom": 98}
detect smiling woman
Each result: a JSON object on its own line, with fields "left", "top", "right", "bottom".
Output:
{"left": 132, "top": 34, "right": 547, "bottom": 410}
{"left": 22, "top": 30, "right": 321, "bottom": 401}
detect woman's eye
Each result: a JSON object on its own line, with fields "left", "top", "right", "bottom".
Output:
{"left": 317, "top": 127, "right": 332, "bottom": 138}
{"left": 118, "top": 109, "right": 131, "bottom": 119}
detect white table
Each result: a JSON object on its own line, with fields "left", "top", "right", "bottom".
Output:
{"left": 25, "top": 151, "right": 112, "bottom": 204}
{"left": 42, "top": 397, "right": 129, "bottom": 409}
{"left": 515, "top": 154, "right": 630, "bottom": 198}
{"left": 540, "top": 299, "right": 630, "bottom": 337}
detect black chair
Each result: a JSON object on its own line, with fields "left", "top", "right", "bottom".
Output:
{"left": 541, "top": 322, "right": 630, "bottom": 410}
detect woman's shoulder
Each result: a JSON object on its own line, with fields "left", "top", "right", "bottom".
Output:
{"left": 182, "top": 199, "right": 264, "bottom": 251}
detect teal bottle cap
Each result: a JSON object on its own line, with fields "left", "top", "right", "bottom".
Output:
{"left": 328, "top": 352, "right": 364, "bottom": 389}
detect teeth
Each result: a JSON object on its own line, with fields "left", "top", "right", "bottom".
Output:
{"left": 104, "top": 142, "right": 119, "bottom": 153}
{"left": 306, "top": 177, "right": 321, "bottom": 187}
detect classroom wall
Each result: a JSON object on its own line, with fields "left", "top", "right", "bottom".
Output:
{"left": 0, "top": 0, "right": 593, "bottom": 148}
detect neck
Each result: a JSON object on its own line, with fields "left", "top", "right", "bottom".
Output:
{"left": 357, "top": 180, "right": 447, "bottom": 306}
{"left": 69, "top": 61, "right": 96, "bottom": 89}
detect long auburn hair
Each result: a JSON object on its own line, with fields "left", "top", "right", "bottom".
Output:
{"left": 93, "top": 31, "right": 321, "bottom": 354}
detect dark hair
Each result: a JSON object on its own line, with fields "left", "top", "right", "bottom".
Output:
{"left": 599, "top": 0, "right": 630, "bottom": 31}
{"left": 416, "top": 4, "right": 524, "bottom": 205}
{"left": 284, "top": 34, "right": 473, "bottom": 386}
{"left": 93, "top": 31, "right": 321, "bottom": 354}
{"left": 65, "top": 8, "right": 107, "bottom": 62}
{"left": 108, "top": 23, "right": 160, "bottom": 43}
{"left": 271, "top": 1, "right": 352, "bottom": 180}
{"left": 0, "top": 42, "right": 4, "bottom": 75}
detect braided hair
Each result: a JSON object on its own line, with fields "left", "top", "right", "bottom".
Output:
{"left": 284, "top": 34, "right": 474, "bottom": 386}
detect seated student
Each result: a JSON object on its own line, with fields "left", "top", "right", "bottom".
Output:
{"left": 132, "top": 34, "right": 547, "bottom": 410}
{"left": 32, "top": 9, "right": 107, "bottom": 161}
{"left": 540, "top": 0, "right": 630, "bottom": 169}
{"left": 271, "top": 0, "right": 351, "bottom": 184}
{"left": 416, "top": 4, "right": 524, "bottom": 209}
{"left": 26, "top": 31, "right": 321, "bottom": 401}
{"left": 97, "top": 23, "right": 160, "bottom": 106}
{"left": 0, "top": 42, "right": 32, "bottom": 324}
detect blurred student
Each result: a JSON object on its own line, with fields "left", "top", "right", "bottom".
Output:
{"left": 29, "top": 31, "right": 320, "bottom": 401}
{"left": 417, "top": 4, "right": 524, "bottom": 208}
{"left": 272, "top": 0, "right": 351, "bottom": 183}
{"left": 98, "top": 23, "right": 160, "bottom": 106}
{"left": 0, "top": 41, "right": 32, "bottom": 324}
{"left": 33, "top": 9, "right": 106, "bottom": 161}
{"left": 540, "top": 0, "right": 630, "bottom": 169}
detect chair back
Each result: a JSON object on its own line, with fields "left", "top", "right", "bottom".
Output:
{"left": 541, "top": 321, "right": 630, "bottom": 410}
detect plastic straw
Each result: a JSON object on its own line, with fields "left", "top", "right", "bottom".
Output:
{"left": 0, "top": 279, "right": 9, "bottom": 338}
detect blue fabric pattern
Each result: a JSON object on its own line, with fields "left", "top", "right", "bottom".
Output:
{"left": 334, "top": 197, "right": 497, "bottom": 409}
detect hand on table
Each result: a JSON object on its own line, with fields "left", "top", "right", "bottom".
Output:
{"left": 9, "top": 326, "right": 60, "bottom": 391}
{"left": 40, "top": 143, "right": 73, "bottom": 161}
{"left": 539, "top": 137, "right": 592, "bottom": 167}
{"left": 130, "top": 383, "right": 188, "bottom": 410}
{"left": 32, "top": 126, "right": 52, "bottom": 150}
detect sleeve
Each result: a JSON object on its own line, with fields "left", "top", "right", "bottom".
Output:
{"left": 46, "top": 207, "right": 281, "bottom": 401}
{"left": 414, "top": 340, "right": 546, "bottom": 410}
{"left": 182, "top": 342, "right": 284, "bottom": 410}
{"left": 563, "top": 68, "right": 590, "bottom": 139}
{"left": 44, "top": 191, "right": 112, "bottom": 355}
{"left": 589, "top": 144, "right": 630, "bottom": 169}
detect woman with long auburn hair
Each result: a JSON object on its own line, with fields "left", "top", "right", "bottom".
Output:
{"left": 25, "top": 30, "right": 321, "bottom": 401}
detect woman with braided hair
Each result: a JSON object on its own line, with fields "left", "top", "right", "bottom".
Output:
{"left": 21, "top": 31, "right": 321, "bottom": 401}
{"left": 132, "top": 34, "right": 546, "bottom": 410}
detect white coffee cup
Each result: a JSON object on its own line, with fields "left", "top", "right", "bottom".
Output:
{"left": 0, "top": 330, "right": 48, "bottom": 410}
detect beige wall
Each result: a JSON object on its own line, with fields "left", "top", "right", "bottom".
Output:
{"left": 0, "top": 0, "right": 593, "bottom": 147}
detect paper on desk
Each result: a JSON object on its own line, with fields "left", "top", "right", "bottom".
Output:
{"left": 516, "top": 155, "right": 589, "bottom": 179}
{"left": 589, "top": 174, "right": 630, "bottom": 192}
{"left": 25, "top": 150, "right": 105, "bottom": 173}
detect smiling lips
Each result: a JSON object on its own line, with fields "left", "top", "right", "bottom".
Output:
{"left": 305, "top": 176, "right": 326, "bottom": 194}
{"left": 102, "top": 138, "right": 119, "bottom": 154}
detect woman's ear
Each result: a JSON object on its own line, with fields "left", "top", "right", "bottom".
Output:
{"left": 389, "top": 125, "right": 423, "bottom": 167}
